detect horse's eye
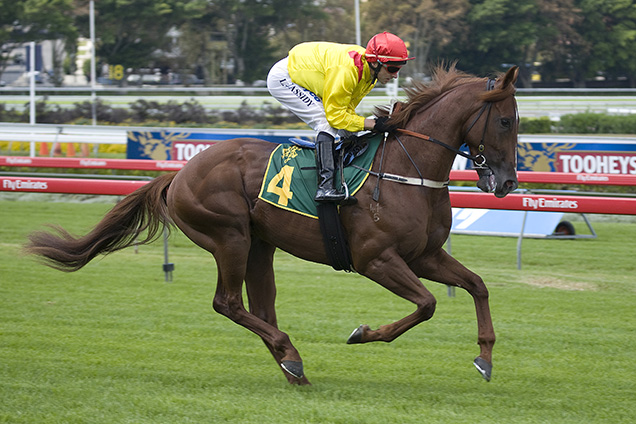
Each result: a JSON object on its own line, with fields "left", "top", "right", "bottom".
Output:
{"left": 500, "top": 118, "right": 512, "bottom": 129}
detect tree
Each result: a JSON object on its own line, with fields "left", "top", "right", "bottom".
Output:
{"left": 0, "top": 0, "right": 76, "bottom": 86}
{"left": 269, "top": 0, "right": 356, "bottom": 58}
{"left": 1, "top": 0, "right": 632, "bottom": 89}
{"left": 167, "top": 0, "right": 224, "bottom": 84}
{"left": 218, "top": 0, "right": 326, "bottom": 83}
{"left": 528, "top": 0, "right": 583, "bottom": 87}
{"left": 0, "top": 1, "right": 26, "bottom": 77}
{"left": 575, "top": 0, "right": 636, "bottom": 86}
{"left": 437, "top": 0, "right": 542, "bottom": 81}
{"left": 74, "top": 0, "right": 189, "bottom": 78}
{"left": 23, "top": 0, "right": 78, "bottom": 86}
{"left": 363, "top": 0, "right": 470, "bottom": 79}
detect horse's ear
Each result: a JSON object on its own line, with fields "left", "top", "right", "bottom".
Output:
{"left": 500, "top": 65, "right": 519, "bottom": 88}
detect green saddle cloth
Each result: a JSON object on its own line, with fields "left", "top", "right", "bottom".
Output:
{"left": 258, "top": 135, "right": 382, "bottom": 218}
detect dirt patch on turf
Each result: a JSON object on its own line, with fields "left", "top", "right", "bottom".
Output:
{"left": 522, "top": 276, "right": 597, "bottom": 291}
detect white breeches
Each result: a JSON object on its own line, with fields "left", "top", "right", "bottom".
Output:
{"left": 267, "top": 57, "right": 354, "bottom": 140}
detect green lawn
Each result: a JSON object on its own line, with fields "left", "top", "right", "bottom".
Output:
{"left": 1, "top": 198, "right": 634, "bottom": 423}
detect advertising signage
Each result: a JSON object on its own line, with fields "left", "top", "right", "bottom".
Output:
{"left": 517, "top": 136, "right": 636, "bottom": 174}
{"left": 126, "top": 130, "right": 312, "bottom": 161}
{"left": 127, "top": 131, "right": 636, "bottom": 175}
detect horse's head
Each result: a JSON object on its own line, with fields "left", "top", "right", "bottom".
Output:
{"left": 382, "top": 65, "right": 520, "bottom": 198}
{"left": 464, "top": 66, "right": 520, "bottom": 198}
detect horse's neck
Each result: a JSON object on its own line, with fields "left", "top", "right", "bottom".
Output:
{"left": 394, "top": 95, "right": 473, "bottom": 181}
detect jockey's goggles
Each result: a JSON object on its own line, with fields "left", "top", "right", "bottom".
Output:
{"left": 380, "top": 62, "right": 404, "bottom": 74}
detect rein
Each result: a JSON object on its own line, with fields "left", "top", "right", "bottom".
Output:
{"left": 394, "top": 128, "right": 487, "bottom": 168}
{"left": 354, "top": 78, "right": 499, "bottom": 198}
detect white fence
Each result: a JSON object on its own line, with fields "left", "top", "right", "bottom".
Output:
{"left": 1, "top": 123, "right": 634, "bottom": 148}
{"left": 2, "top": 90, "right": 636, "bottom": 118}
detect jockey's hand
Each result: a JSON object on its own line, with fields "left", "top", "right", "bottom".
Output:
{"left": 373, "top": 116, "right": 397, "bottom": 133}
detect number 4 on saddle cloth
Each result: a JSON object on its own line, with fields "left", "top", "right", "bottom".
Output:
{"left": 258, "top": 133, "right": 383, "bottom": 219}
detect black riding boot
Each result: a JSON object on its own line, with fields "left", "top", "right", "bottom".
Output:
{"left": 314, "top": 131, "right": 347, "bottom": 203}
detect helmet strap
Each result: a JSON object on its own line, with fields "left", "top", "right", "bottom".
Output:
{"left": 370, "top": 62, "right": 381, "bottom": 84}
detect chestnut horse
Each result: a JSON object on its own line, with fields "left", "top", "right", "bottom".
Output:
{"left": 26, "top": 65, "right": 520, "bottom": 385}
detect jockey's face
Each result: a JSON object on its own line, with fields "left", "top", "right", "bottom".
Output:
{"left": 377, "top": 62, "right": 402, "bottom": 84}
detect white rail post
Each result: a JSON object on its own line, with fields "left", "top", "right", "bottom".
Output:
{"left": 29, "top": 42, "right": 36, "bottom": 157}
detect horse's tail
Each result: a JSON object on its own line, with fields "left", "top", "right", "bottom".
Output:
{"left": 25, "top": 172, "right": 177, "bottom": 272}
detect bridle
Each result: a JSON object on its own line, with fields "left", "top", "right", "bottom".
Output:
{"left": 352, "top": 78, "right": 502, "bottom": 195}
{"left": 395, "top": 78, "right": 496, "bottom": 170}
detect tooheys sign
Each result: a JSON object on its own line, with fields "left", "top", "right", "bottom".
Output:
{"left": 517, "top": 136, "right": 636, "bottom": 175}
{"left": 556, "top": 152, "right": 636, "bottom": 174}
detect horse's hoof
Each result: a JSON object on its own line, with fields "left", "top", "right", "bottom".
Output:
{"left": 473, "top": 357, "right": 492, "bottom": 382}
{"left": 347, "top": 325, "right": 365, "bottom": 344}
{"left": 281, "top": 360, "right": 304, "bottom": 379}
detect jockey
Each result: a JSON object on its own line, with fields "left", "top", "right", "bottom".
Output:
{"left": 267, "top": 32, "right": 414, "bottom": 204}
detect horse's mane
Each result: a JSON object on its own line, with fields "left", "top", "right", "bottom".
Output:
{"left": 377, "top": 65, "right": 516, "bottom": 128}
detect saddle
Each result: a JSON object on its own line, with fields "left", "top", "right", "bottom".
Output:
{"left": 258, "top": 133, "right": 382, "bottom": 272}
{"left": 290, "top": 133, "right": 372, "bottom": 167}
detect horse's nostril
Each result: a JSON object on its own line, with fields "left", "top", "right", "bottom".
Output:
{"left": 505, "top": 180, "right": 518, "bottom": 191}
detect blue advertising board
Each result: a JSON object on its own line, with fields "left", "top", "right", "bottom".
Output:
{"left": 126, "top": 130, "right": 313, "bottom": 161}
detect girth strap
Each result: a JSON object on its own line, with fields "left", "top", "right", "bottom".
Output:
{"left": 352, "top": 165, "right": 448, "bottom": 188}
{"left": 316, "top": 203, "right": 354, "bottom": 272}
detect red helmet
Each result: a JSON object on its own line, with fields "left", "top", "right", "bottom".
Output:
{"left": 365, "top": 32, "right": 414, "bottom": 63}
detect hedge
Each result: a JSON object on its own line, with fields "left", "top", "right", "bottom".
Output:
{"left": 1, "top": 98, "right": 635, "bottom": 135}
{"left": 520, "top": 113, "right": 636, "bottom": 134}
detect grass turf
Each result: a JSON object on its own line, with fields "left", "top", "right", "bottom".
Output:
{"left": 0, "top": 198, "right": 634, "bottom": 423}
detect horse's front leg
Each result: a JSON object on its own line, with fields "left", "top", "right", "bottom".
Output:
{"left": 410, "top": 248, "right": 495, "bottom": 381}
{"left": 348, "top": 250, "right": 437, "bottom": 344}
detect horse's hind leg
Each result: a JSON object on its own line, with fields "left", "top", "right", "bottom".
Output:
{"left": 410, "top": 249, "right": 495, "bottom": 381}
{"left": 245, "top": 238, "right": 310, "bottom": 385}
{"left": 174, "top": 216, "right": 305, "bottom": 383}
{"left": 211, "top": 240, "right": 307, "bottom": 383}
